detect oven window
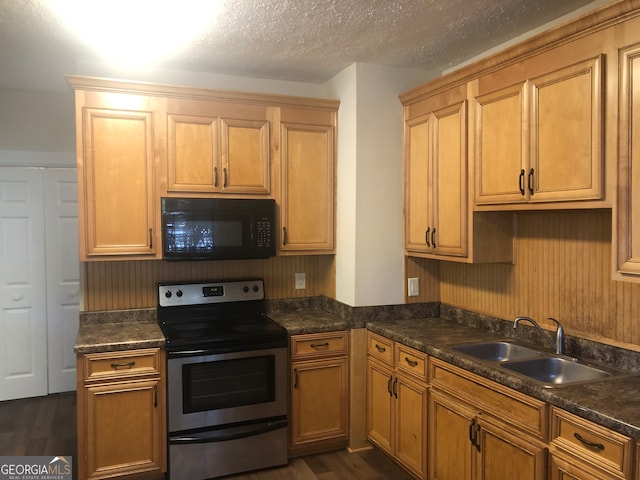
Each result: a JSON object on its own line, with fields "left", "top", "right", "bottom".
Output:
{"left": 183, "top": 355, "right": 275, "bottom": 413}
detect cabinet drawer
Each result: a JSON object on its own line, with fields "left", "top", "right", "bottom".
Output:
{"left": 83, "top": 348, "right": 161, "bottom": 381}
{"left": 291, "top": 331, "right": 349, "bottom": 359}
{"left": 430, "top": 358, "right": 547, "bottom": 440}
{"left": 551, "top": 407, "right": 633, "bottom": 478}
{"left": 367, "top": 331, "right": 393, "bottom": 365}
{"left": 394, "top": 343, "right": 427, "bottom": 382}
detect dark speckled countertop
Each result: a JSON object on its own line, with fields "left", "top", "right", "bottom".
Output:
{"left": 74, "top": 308, "right": 165, "bottom": 354}
{"left": 74, "top": 299, "right": 640, "bottom": 441}
{"left": 365, "top": 317, "right": 640, "bottom": 440}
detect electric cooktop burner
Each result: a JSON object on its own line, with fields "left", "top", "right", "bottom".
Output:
{"left": 157, "top": 279, "right": 288, "bottom": 353}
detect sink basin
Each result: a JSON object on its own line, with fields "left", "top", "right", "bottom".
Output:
{"left": 502, "top": 357, "right": 611, "bottom": 386}
{"left": 453, "top": 341, "right": 548, "bottom": 362}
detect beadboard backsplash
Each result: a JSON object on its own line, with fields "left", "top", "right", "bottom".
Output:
{"left": 407, "top": 210, "right": 640, "bottom": 351}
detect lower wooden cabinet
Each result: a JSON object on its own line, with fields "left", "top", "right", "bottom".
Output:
{"left": 366, "top": 332, "right": 427, "bottom": 479}
{"left": 429, "top": 357, "right": 547, "bottom": 480}
{"left": 289, "top": 331, "right": 349, "bottom": 456}
{"left": 549, "top": 407, "right": 634, "bottom": 480}
{"left": 77, "top": 348, "right": 166, "bottom": 480}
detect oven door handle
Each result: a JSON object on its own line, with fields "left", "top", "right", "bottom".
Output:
{"left": 170, "top": 418, "right": 288, "bottom": 444}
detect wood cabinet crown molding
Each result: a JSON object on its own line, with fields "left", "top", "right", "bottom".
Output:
{"left": 66, "top": 75, "right": 340, "bottom": 111}
{"left": 399, "top": 0, "right": 639, "bottom": 104}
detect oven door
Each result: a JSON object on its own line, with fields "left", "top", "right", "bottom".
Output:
{"left": 167, "top": 346, "right": 287, "bottom": 432}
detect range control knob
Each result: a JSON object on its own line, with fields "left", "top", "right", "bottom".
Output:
{"left": 176, "top": 290, "right": 183, "bottom": 297}
{"left": 253, "top": 284, "right": 259, "bottom": 292}
{"left": 165, "top": 291, "right": 172, "bottom": 298}
{"left": 243, "top": 285, "right": 250, "bottom": 293}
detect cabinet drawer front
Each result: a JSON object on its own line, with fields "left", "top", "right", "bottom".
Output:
{"left": 84, "top": 348, "right": 161, "bottom": 381}
{"left": 551, "top": 407, "right": 633, "bottom": 477}
{"left": 367, "top": 332, "right": 393, "bottom": 365}
{"left": 394, "top": 343, "right": 427, "bottom": 382}
{"left": 430, "top": 358, "right": 547, "bottom": 440}
{"left": 291, "top": 331, "right": 348, "bottom": 359}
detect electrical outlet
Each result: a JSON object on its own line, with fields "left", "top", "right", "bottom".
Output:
{"left": 295, "top": 272, "right": 306, "bottom": 290}
{"left": 408, "top": 277, "right": 419, "bottom": 297}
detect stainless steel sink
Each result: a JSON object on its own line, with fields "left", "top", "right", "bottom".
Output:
{"left": 452, "top": 341, "right": 548, "bottom": 362}
{"left": 501, "top": 356, "right": 612, "bottom": 386}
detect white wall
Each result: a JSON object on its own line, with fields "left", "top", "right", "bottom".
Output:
{"left": 326, "top": 63, "right": 432, "bottom": 307}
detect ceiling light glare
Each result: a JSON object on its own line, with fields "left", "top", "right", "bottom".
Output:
{"left": 46, "top": 0, "right": 222, "bottom": 69}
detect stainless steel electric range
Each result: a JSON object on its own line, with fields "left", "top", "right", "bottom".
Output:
{"left": 157, "top": 279, "right": 288, "bottom": 480}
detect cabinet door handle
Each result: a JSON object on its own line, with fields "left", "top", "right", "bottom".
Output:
{"left": 404, "top": 357, "right": 418, "bottom": 367}
{"left": 528, "top": 168, "right": 535, "bottom": 196}
{"left": 282, "top": 227, "right": 288, "bottom": 246}
{"left": 149, "top": 228, "right": 153, "bottom": 249}
{"left": 392, "top": 378, "right": 398, "bottom": 398}
{"left": 310, "top": 342, "right": 329, "bottom": 348}
{"left": 426, "top": 227, "right": 431, "bottom": 247}
{"left": 111, "top": 361, "right": 136, "bottom": 369}
{"left": 214, "top": 166, "right": 218, "bottom": 187}
{"left": 519, "top": 169, "right": 525, "bottom": 195}
{"left": 574, "top": 432, "right": 605, "bottom": 451}
{"left": 154, "top": 385, "right": 158, "bottom": 408}
{"left": 375, "top": 344, "right": 386, "bottom": 353}
{"left": 223, "top": 167, "right": 228, "bottom": 188}
{"left": 293, "top": 368, "right": 299, "bottom": 389}
{"left": 431, "top": 228, "right": 436, "bottom": 249}
{"left": 387, "top": 376, "right": 393, "bottom": 396}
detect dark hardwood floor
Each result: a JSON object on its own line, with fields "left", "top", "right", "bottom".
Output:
{"left": 0, "top": 392, "right": 415, "bottom": 480}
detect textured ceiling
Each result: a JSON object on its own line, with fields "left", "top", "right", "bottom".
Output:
{"left": 0, "top": 0, "right": 605, "bottom": 91}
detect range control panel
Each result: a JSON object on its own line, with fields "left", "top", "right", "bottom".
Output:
{"left": 158, "top": 279, "right": 264, "bottom": 307}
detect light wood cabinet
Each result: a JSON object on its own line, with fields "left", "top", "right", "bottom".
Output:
{"left": 403, "top": 85, "right": 513, "bottom": 264}
{"left": 77, "top": 348, "right": 166, "bottom": 480}
{"left": 72, "top": 89, "right": 159, "bottom": 260}
{"left": 405, "top": 89, "right": 468, "bottom": 258}
{"left": 366, "top": 332, "right": 427, "bottom": 479}
{"left": 429, "top": 357, "right": 547, "bottom": 480}
{"left": 549, "top": 407, "right": 634, "bottom": 480}
{"left": 474, "top": 55, "right": 603, "bottom": 206}
{"left": 280, "top": 106, "right": 336, "bottom": 254}
{"left": 289, "top": 331, "right": 349, "bottom": 456}
{"left": 615, "top": 42, "right": 640, "bottom": 281}
{"left": 166, "top": 101, "right": 270, "bottom": 195}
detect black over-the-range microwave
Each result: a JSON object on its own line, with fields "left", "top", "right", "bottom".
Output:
{"left": 161, "top": 197, "right": 276, "bottom": 261}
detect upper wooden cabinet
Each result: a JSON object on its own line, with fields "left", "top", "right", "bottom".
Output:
{"left": 474, "top": 55, "right": 604, "bottom": 206}
{"left": 403, "top": 86, "right": 513, "bottom": 264}
{"left": 615, "top": 42, "right": 640, "bottom": 281}
{"left": 68, "top": 76, "right": 339, "bottom": 260}
{"left": 165, "top": 100, "right": 270, "bottom": 195}
{"left": 405, "top": 93, "right": 468, "bottom": 258}
{"left": 279, "top": 106, "right": 336, "bottom": 254}
{"left": 73, "top": 89, "right": 159, "bottom": 260}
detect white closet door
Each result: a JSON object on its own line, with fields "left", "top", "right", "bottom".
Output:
{"left": 0, "top": 167, "right": 47, "bottom": 400}
{"left": 45, "top": 168, "right": 79, "bottom": 393}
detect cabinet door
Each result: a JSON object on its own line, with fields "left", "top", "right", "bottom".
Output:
{"left": 81, "top": 107, "right": 156, "bottom": 258}
{"left": 475, "top": 82, "right": 527, "bottom": 205}
{"left": 529, "top": 55, "right": 603, "bottom": 202}
{"left": 220, "top": 118, "right": 270, "bottom": 194}
{"left": 395, "top": 374, "right": 427, "bottom": 479}
{"left": 84, "top": 379, "right": 164, "bottom": 479}
{"left": 432, "top": 101, "right": 467, "bottom": 257}
{"left": 290, "top": 357, "right": 348, "bottom": 447}
{"left": 405, "top": 114, "right": 431, "bottom": 253}
{"left": 366, "top": 358, "right": 394, "bottom": 455}
{"left": 167, "top": 114, "right": 219, "bottom": 192}
{"left": 476, "top": 418, "right": 547, "bottom": 480}
{"left": 616, "top": 44, "right": 640, "bottom": 278}
{"left": 429, "top": 390, "right": 475, "bottom": 480}
{"left": 280, "top": 121, "right": 335, "bottom": 253}
{"left": 550, "top": 453, "right": 622, "bottom": 480}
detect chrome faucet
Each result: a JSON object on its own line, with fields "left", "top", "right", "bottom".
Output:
{"left": 513, "top": 316, "right": 564, "bottom": 355}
